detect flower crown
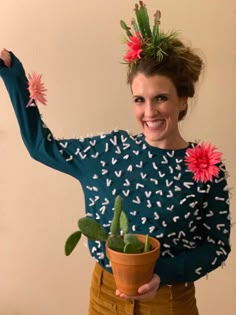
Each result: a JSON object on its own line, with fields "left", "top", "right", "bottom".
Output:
{"left": 120, "top": 1, "right": 177, "bottom": 69}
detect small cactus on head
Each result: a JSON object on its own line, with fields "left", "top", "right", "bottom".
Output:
{"left": 65, "top": 195, "right": 151, "bottom": 256}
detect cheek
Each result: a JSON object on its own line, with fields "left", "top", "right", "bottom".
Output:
{"left": 133, "top": 105, "right": 142, "bottom": 120}
{"left": 159, "top": 104, "right": 180, "bottom": 120}
{"left": 158, "top": 106, "right": 171, "bottom": 118}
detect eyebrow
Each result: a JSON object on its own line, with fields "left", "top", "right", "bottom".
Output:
{"left": 132, "top": 92, "right": 170, "bottom": 98}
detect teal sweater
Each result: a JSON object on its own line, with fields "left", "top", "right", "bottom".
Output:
{"left": 0, "top": 53, "right": 231, "bottom": 285}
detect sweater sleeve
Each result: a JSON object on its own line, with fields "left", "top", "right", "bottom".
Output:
{"left": 155, "top": 163, "right": 231, "bottom": 285}
{"left": 0, "top": 52, "right": 97, "bottom": 180}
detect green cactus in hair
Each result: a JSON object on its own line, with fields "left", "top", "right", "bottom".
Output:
{"left": 152, "top": 10, "right": 161, "bottom": 42}
{"left": 120, "top": 20, "right": 132, "bottom": 38}
{"left": 121, "top": 1, "right": 179, "bottom": 66}
{"left": 136, "top": 1, "right": 152, "bottom": 39}
{"left": 65, "top": 195, "right": 151, "bottom": 256}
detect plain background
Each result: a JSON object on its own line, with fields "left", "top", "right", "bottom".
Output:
{"left": 0, "top": 0, "right": 235, "bottom": 314}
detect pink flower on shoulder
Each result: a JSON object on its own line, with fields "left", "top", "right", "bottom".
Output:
{"left": 124, "top": 32, "right": 142, "bottom": 63}
{"left": 27, "top": 72, "right": 47, "bottom": 107}
{"left": 185, "top": 142, "right": 222, "bottom": 183}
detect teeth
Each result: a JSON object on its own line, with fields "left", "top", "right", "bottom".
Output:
{"left": 146, "top": 120, "right": 163, "bottom": 128}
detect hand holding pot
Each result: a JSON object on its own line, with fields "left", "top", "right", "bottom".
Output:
{"left": 116, "top": 273, "right": 160, "bottom": 301}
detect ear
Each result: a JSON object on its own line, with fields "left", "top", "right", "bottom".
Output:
{"left": 180, "top": 97, "right": 188, "bottom": 110}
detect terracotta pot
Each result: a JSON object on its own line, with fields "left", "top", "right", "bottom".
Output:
{"left": 106, "top": 234, "right": 160, "bottom": 296}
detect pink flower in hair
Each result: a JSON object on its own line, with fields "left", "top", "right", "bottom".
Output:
{"left": 27, "top": 72, "right": 47, "bottom": 107}
{"left": 185, "top": 142, "right": 222, "bottom": 183}
{"left": 124, "top": 32, "right": 142, "bottom": 63}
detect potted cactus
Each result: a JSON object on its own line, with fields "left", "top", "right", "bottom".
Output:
{"left": 65, "top": 195, "right": 160, "bottom": 295}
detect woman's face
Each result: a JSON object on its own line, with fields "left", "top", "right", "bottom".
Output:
{"left": 131, "top": 73, "right": 187, "bottom": 149}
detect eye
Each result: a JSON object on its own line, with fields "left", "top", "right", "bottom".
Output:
{"left": 133, "top": 96, "right": 145, "bottom": 103}
{"left": 155, "top": 94, "right": 168, "bottom": 103}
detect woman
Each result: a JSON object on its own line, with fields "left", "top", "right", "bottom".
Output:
{"left": 0, "top": 2, "right": 231, "bottom": 314}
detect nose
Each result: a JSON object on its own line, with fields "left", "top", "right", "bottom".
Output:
{"left": 144, "top": 101, "right": 158, "bottom": 117}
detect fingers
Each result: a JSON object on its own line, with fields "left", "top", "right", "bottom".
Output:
{"left": 115, "top": 274, "right": 161, "bottom": 301}
{"left": 116, "top": 288, "right": 156, "bottom": 301}
{"left": 138, "top": 274, "right": 160, "bottom": 294}
{"left": 0, "top": 48, "right": 12, "bottom": 67}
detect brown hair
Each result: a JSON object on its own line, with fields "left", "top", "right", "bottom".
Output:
{"left": 127, "top": 38, "right": 204, "bottom": 120}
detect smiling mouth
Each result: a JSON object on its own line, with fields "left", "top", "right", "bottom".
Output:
{"left": 145, "top": 120, "right": 165, "bottom": 129}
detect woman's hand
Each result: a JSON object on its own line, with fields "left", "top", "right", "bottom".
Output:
{"left": 0, "top": 49, "right": 12, "bottom": 67}
{"left": 115, "top": 273, "right": 160, "bottom": 301}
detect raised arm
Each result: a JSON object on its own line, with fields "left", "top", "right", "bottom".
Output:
{"left": 0, "top": 50, "right": 99, "bottom": 180}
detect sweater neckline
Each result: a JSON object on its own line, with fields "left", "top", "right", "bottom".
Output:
{"left": 139, "top": 133, "right": 193, "bottom": 157}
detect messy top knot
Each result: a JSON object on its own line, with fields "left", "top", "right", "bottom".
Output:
{"left": 127, "top": 38, "right": 203, "bottom": 98}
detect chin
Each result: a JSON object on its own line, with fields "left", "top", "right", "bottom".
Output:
{"left": 145, "top": 132, "right": 165, "bottom": 142}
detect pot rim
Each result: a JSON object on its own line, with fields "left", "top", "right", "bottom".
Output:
{"left": 106, "top": 234, "right": 160, "bottom": 257}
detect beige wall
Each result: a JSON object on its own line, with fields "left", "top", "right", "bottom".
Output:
{"left": 0, "top": 0, "right": 235, "bottom": 314}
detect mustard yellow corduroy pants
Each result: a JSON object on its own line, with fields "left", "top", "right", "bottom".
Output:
{"left": 88, "top": 263, "right": 199, "bottom": 315}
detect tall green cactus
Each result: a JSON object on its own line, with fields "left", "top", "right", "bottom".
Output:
{"left": 110, "top": 195, "right": 123, "bottom": 235}
{"left": 65, "top": 195, "right": 151, "bottom": 256}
